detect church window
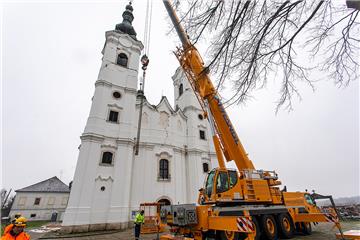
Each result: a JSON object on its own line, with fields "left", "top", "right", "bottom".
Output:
{"left": 113, "top": 91, "right": 121, "bottom": 99}
{"left": 100, "top": 186, "right": 106, "bottom": 191}
{"left": 30, "top": 214, "right": 36, "bottom": 218}
{"left": 159, "top": 159, "right": 169, "bottom": 180}
{"left": 117, "top": 53, "right": 128, "bottom": 67}
{"left": 47, "top": 197, "right": 55, "bottom": 205}
{"left": 203, "top": 162, "right": 209, "bottom": 173}
{"left": 198, "top": 114, "right": 204, "bottom": 120}
{"left": 177, "top": 120, "right": 182, "bottom": 131}
{"left": 18, "top": 197, "right": 26, "bottom": 206}
{"left": 179, "top": 84, "right": 183, "bottom": 96}
{"left": 159, "top": 111, "right": 169, "bottom": 127}
{"left": 108, "top": 110, "right": 119, "bottom": 123}
{"left": 142, "top": 112, "right": 149, "bottom": 126}
{"left": 101, "top": 151, "right": 113, "bottom": 165}
{"left": 61, "top": 197, "right": 69, "bottom": 205}
{"left": 199, "top": 130, "right": 206, "bottom": 140}
{"left": 158, "top": 198, "right": 171, "bottom": 206}
{"left": 34, "top": 198, "right": 41, "bottom": 205}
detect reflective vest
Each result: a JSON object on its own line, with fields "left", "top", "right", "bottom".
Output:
{"left": 3, "top": 224, "right": 13, "bottom": 235}
{"left": 134, "top": 213, "right": 144, "bottom": 224}
{"left": 1, "top": 231, "right": 30, "bottom": 240}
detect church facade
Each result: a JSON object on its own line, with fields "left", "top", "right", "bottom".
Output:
{"left": 62, "top": 3, "right": 216, "bottom": 232}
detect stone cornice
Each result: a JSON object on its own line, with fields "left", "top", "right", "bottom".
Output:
{"left": 95, "top": 80, "right": 137, "bottom": 95}
{"left": 101, "top": 144, "right": 118, "bottom": 150}
{"left": 108, "top": 103, "right": 123, "bottom": 110}
{"left": 80, "top": 133, "right": 105, "bottom": 142}
{"left": 137, "top": 142, "right": 156, "bottom": 150}
{"left": 116, "top": 138, "right": 135, "bottom": 146}
{"left": 95, "top": 175, "right": 114, "bottom": 182}
{"left": 80, "top": 135, "right": 216, "bottom": 155}
{"left": 105, "top": 31, "right": 143, "bottom": 53}
{"left": 81, "top": 133, "right": 134, "bottom": 146}
{"left": 155, "top": 151, "right": 173, "bottom": 158}
{"left": 182, "top": 105, "right": 202, "bottom": 112}
{"left": 173, "top": 147, "right": 186, "bottom": 154}
{"left": 186, "top": 148, "right": 215, "bottom": 155}
{"left": 198, "top": 124, "right": 207, "bottom": 129}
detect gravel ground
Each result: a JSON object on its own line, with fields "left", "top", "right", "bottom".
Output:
{"left": 28, "top": 221, "right": 360, "bottom": 240}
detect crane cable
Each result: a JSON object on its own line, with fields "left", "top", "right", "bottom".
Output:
{"left": 135, "top": 0, "right": 152, "bottom": 155}
{"left": 143, "top": 0, "right": 153, "bottom": 56}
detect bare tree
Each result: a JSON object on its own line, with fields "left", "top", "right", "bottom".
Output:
{"left": 1, "top": 189, "right": 14, "bottom": 218}
{"left": 173, "top": 0, "right": 359, "bottom": 111}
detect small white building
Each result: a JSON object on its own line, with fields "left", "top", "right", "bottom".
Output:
{"left": 62, "top": 3, "right": 217, "bottom": 232}
{"left": 9, "top": 176, "right": 70, "bottom": 221}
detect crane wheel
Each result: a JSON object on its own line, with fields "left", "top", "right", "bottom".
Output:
{"left": 276, "top": 213, "right": 294, "bottom": 239}
{"left": 261, "top": 215, "right": 278, "bottom": 240}
{"left": 301, "top": 222, "right": 312, "bottom": 235}
{"left": 216, "top": 230, "right": 241, "bottom": 240}
{"left": 216, "top": 217, "right": 261, "bottom": 240}
{"left": 251, "top": 217, "right": 261, "bottom": 240}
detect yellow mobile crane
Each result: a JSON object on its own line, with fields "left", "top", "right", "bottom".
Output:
{"left": 160, "top": 1, "right": 345, "bottom": 240}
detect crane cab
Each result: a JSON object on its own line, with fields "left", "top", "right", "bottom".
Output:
{"left": 199, "top": 168, "right": 241, "bottom": 204}
{"left": 198, "top": 168, "right": 283, "bottom": 205}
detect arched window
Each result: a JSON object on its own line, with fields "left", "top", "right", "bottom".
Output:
{"left": 117, "top": 53, "right": 128, "bottom": 67}
{"left": 202, "top": 162, "right": 209, "bottom": 173}
{"left": 199, "top": 130, "right": 206, "bottom": 140}
{"left": 179, "top": 84, "right": 183, "bottom": 97}
{"left": 101, "top": 151, "right": 113, "bottom": 165}
{"left": 158, "top": 198, "right": 171, "bottom": 206}
{"left": 159, "top": 159, "right": 169, "bottom": 180}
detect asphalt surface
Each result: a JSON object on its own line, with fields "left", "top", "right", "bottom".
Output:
{"left": 28, "top": 221, "right": 360, "bottom": 240}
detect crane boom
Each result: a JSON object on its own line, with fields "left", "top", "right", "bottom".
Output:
{"left": 163, "top": 0, "right": 254, "bottom": 170}
{"left": 159, "top": 3, "right": 345, "bottom": 240}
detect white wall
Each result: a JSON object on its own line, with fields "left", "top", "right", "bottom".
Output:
{"left": 63, "top": 30, "right": 143, "bottom": 227}
{"left": 10, "top": 192, "right": 69, "bottom": 221}
{"left": 62, "top": 30, "right": 217, "bottom": 230}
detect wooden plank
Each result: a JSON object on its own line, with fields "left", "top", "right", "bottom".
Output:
{"left": 336, "top": 230, "right": 360, "bottom": 239}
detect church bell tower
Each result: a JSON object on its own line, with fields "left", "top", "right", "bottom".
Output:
{"left": 62, "top": 3, "right": 144, "bottom": 232}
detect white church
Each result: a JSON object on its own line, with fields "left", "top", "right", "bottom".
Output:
{"left": 62, "top": 3, "right": 217, "bottom": 232}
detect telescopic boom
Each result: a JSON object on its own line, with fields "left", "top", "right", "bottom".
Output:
{"left": 162, "top": 0, "right": 254, "bottom": 170}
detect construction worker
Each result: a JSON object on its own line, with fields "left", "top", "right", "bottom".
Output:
{"left": 134, "top": 210, "right": 145, "bottom": 240}
{"left": 3, "top": 214, "right": 22, "bottom": 235}
{"left": 1, "top": 217, "right": 30, "bottom": 240}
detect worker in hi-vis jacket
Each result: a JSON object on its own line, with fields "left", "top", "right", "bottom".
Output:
{"left": 134, "top": 210, "right": 145, "bottom": 240}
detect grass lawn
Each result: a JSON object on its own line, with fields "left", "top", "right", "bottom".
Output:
{"left": 26, "top": 221, "right": 49, "bottom": 229}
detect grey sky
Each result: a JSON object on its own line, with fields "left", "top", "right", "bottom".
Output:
{"left": 1, "top": 1, "right": 359, "bottom": 199}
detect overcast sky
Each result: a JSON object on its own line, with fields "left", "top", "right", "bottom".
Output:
{"left": 1, "top": 0, "right": 359, "bottom": 199}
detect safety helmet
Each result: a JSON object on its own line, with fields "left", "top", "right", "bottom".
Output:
{"left": 14, "top": 217, "right": 27, "bottom": 227}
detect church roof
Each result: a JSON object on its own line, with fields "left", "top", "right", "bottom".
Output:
{"left": 16, "top": 176, "right": 70, "bottom": 193}
{"left": 157, "top": 96, "right": 175, "bottom": 114}
{"left": 115, "top": 2, "right": 137, "bottom": 39}
{"left": 136, "top": 95, "right": 187, "bottom": 120}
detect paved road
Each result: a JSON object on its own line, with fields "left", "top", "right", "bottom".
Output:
{"left": 29, "top": 221, "right": 360, "bottom": 240}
